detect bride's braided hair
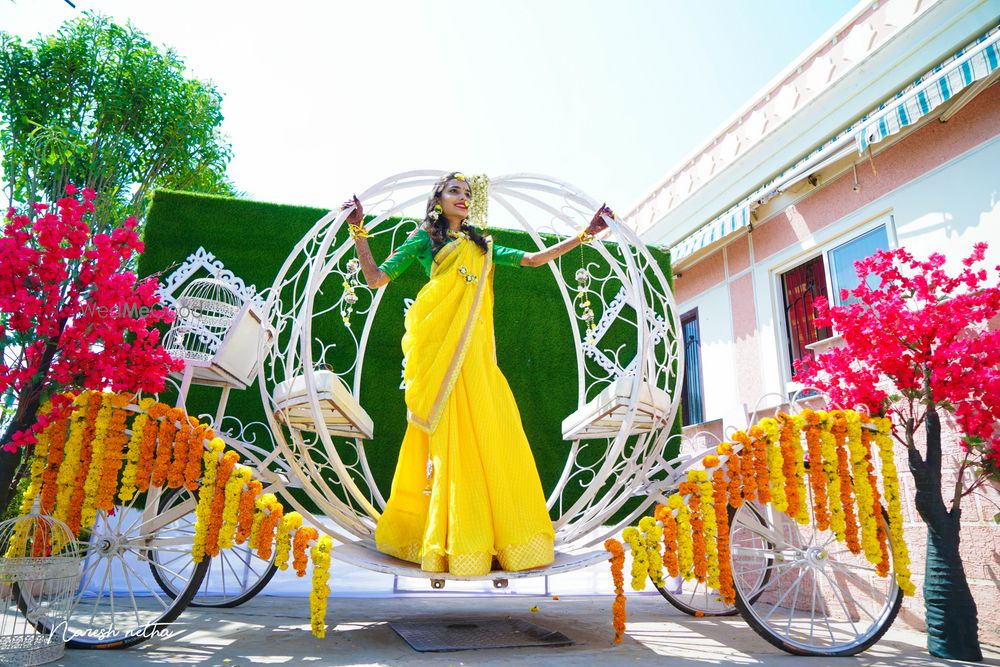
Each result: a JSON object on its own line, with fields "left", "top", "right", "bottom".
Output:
{"left": 423, "top": 171, "right": 489, "bottom": 255}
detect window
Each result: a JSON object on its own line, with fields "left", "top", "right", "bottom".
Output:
{"left": 680, "top": 310, "right": 704, "bottom": 426}
{"left": 781, "top": 225, "right": 889, "bottom": 377}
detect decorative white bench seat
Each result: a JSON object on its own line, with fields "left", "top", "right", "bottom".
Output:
{"left": 561, "top": 377, "right": 672, "bottom": 440}
{"left": 272, "top": 370, "right": 374, "bottom": 439}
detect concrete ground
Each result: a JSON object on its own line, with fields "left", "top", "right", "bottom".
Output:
{"left": 53, "top": 594, "right": 1000, "bottom": 666}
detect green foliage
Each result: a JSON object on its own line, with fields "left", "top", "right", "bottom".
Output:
{"left": 139, "top": 189, "right": 678, "bottom": 522}
{"left": 0, "top": 12, "right": 235, "bottom": 228}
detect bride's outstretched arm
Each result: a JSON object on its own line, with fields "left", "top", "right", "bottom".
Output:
{"left": 341, "top": 195, "right": 390, "bottom": 288}
{"left": 520, "top": 204, "right": 613, "bottom": 267}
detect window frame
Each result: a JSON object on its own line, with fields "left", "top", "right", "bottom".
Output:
{"left": 771, "top": 215, "right": 897, "bottom": 392}
{"left": 679, "top": 308, "right": 706, "bottom": 427}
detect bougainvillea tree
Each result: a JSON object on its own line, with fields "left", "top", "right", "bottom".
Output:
{"left": 0, "top": 185, "right": 183, "bottom": 512}
{"left": 796, "top": 243, "right": 999, "bottom": 662}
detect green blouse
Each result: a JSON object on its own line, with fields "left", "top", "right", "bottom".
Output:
{"left": 377, "top": 228, "right": 527, "bottom": 281}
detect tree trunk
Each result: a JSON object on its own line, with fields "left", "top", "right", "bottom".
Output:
{"left": 908, "top": 408, "right": 982, "bottom": 662}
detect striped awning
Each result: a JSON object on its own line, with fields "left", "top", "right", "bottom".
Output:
{"left": 858, "top": 25, "right": 1000, "bottom": 153}
{"left": 669, "top": 204, "right": 750, "bottom": 263}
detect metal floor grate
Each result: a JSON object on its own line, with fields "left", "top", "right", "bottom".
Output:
{"left": 389, "top": 617, "right": 573, "bottom": 652}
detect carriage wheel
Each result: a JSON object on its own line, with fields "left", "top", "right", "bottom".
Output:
{"left": 18, "top": 487, "right": 209, "bottom": 649}
{"left": 730, "top": 500, "right": 902, "bottom": 656}
{"left": 655, "top": 502, "right": 772, "bottom": 616}
{"left": 147, "top": 486, "right": 278, "bottom": 608}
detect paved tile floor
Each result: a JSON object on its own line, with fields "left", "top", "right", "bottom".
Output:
{"left": 52, "top": 594, "right": 1000, "bottom": 666}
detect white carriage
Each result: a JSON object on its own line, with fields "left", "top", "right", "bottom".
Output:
{"left": 21, "top": 172, "right": 902, "bottom": 657}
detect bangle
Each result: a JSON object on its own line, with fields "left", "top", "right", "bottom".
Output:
{"left": 349, "top": 222, "right": 370, "bottom": 239}
{"left": 577, "top": 229, "right": 594, "bottom": 245}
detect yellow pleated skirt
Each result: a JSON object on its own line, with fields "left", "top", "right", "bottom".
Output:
{"left": 374, "top": 304, "right": 555, "bottom": 576}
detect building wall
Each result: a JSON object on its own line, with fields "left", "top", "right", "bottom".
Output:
{"left": 674, "top": 80, "right": 1000, "bottom": 645}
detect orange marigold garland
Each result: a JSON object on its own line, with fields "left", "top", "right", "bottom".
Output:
{"left": 151, "top": 407, "right": 181, "bottom": 489}
{"left": 236, "top": 479, "right": 263, "bottom": 545}
{"left": 712, "top": 467, "right": 735, "bottom": 605}
{"left": 192, "top": 438, "right": 226, "bottom": 563}
{"left": 681, "top": 479, "right": 706, "bottom": 582}
{"left": 205, "top": 450, "right": 239, "bottom": 558}
{"left": 138, "top": 402, "right": 168, "bottom": 493}
{"left": 293, "top": 526, "right": 319, "bottom": 577}
{"left": 53, "top": 392, "right": 88, "bottom": 527}
{"left": 66, "top": 390, "right": 101, "bottom": 535}
{"left": 95, "top": 393, "right": 130, "bottom": 513}
{"left": 733, "top": 431, "right": 756, "bottom": 503}
{"left": 859, "top": 416, "right": 891, "bottom": 575}
{"left": 168, "top": 413, "right": 192, "bottom": 489}
{"left": 831, "top": 411, "right": 861, "bottom": 554}
{"left": 749, "top": 425, "right": 771, "bottom": 503}
{"left": 802, "top": 408, "right": 830, "bottom": 531}
{"left": 604, "top": 538, "right": 626, "bottom": 644}
{"left": 819, "top": 410, "right": 847, "bottom": 542}
{"left": 776, "top": 413, "right": 807, "bottom": 523}
{"left": 39, "top": 407, "right": 68, "bottom": 515}
{"left": 119, "top": 397, "right": 154, "bottom": 502}
{"left": 256, "top": 494, "right": 284, "bottom": 561}
{"left": 185, "top": 422, "right": 211, "bottom": 491}
{"left": 718, "top": 441, "right": 742, "bottom": 508}
{"left": 655, "top": 503, "right": 679, "bottom": 578}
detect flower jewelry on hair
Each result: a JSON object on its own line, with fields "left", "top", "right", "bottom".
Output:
{"left": 453, "top": 172, "right": 466, "bottom": 181}
{"left": 428, "top": 204, "right": 442, "bottom": 222}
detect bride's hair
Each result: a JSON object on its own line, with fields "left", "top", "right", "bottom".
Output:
{"left": 423, "top": 171, "right": 489, "bottom": 255}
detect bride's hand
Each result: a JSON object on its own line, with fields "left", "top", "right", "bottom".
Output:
{"left": 339, "top": 195, "right": 364, "bottom": 227}
{"left": 586, "top": 203, "right": 614, "bottom": 236}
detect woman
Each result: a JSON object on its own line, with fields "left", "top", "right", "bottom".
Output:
{"left": 342, "top": 172, "right": 611, "bottom": 576}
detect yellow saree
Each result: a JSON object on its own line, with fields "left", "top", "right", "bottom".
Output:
{"left": 374, "top": 235, "right": 555, "bottom": 576}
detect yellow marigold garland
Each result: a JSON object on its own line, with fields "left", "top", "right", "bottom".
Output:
{"left": 118, "top": 397, "right": 154, "bottom": 502}
{"left": 66, "top": 390, "right": 101, "bottom": 535}
{"left": 53, "top": 392, "right": 89, "bottom": 526}
{"left": 819, "top": 410, "right": 846, "bottom": 542}
{"left": 760, "top": 417, "right": 786, "bottom": 513}
{"left": 859, "top": 416, "right": 891, "bottom": 575}
{"left": 310, "top": 535, "right": 334, "bottom": 639}
{"left": 256, "top": 494, "right": 283, "bottom": 561}
{"left": 20, "top": 400, "right": 53, "bottom": 514}
{"left": 79, "top": 392, "right": 113, "bottom": 530}
{"left": 622, "top": 526, "right": 648, "bottom": 591}
{"left": 671, "top": 492, "right": 693, "bottom": 580}
{"left": 638, "top": 516, "right": 665, "bottom": 589}
{"left": 218, "top": 465, "right": 250, "bottom": 551}
{"left": 873, "top": 417, "right": 915, "bottom": 595}
{"left": 39, "top": 407, "right": 68, "bottom": 515}
{"left": 846, "top": 411, "right": 880, "bottom": 566}
{"left": 712, "top": 467, "right": 735, "bottom": 605}
{"left": 249, "top": 492, "right": 276, "bottom": 552}
{"left": 693, "top": 469, "right": 719, "bottom": 590}
{"left": 604, "top": 538, "right": 626, "bottom": 644}
{"left": 832, "top": 411, "right": 861, "bottom": 554}
{"left": 275, "top": 511, "right": 303, "bottom": 571}
{"left": 681, "top": 478, "right": 706, "bottom": 582}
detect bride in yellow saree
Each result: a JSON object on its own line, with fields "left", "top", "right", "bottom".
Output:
{"left": 343, "top": 172, "right": 611, "bottom": 576}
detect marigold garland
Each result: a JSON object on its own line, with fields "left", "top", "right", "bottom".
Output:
{"left": 670, "top": 493, "right": 693, "bottom": 580}
{"left": 39, "top": 407, "right": 68, "bottom": 515}
{"left": 622, "top": 527, "right": 647, "bottom": 591}
{"left": 859, "top": 416, "right": 891, "bottom": 575}
{"left": 760, "top": 418, "right": 786, "bottom": 513}
{"left": 218, "top": 465, "right": 250, "bottom": 551}
{"left": 733, "top": 431, "right": 756, "bottom": 503}
{"left": 819, "top": 411, "right": 846, "bottom": 542}
{"left": 873, "top": 417, "right": 915, "bottom": 595}
{"left": 655, "top": 503, "right": 679, "bottom": 578}
{"left": 712, "top": 467, "right": 735, "bottom": 605}
{"left": 192, "top": 438, "right": 226, "bottom": 563}
{"left": 681, "top": 478, "right": 706, "bottom": 582}
{"left": 749, "top": 425, "right": 771, "bottom": 503}
{"left": 293, "top": 526, "right": 319, "bottom": 577}
{"left": 777, "top": 413, "right": 808, "bottom": 524}
{"left": 168, "top": 414, "right": 192, "bottom": 489}
{"left": 310, "top": 535, "right": 334, "bottom": 639}
{"left": 802, "top": 408, "right": 831, "bottom": 531}
{"left": 718, "top": 441, "right": 742, "bottom": 508}
{"left": 236, "top": 479, "right": 263, "bottom": 545}
{"left": 135, "top": 400, "right": 162, "bottom": 494}
{"left": 275, "top": 511, "right": 303, "bottom": 571}
{"left": 20, "top": 400, "right": 53, "bottom": 515}
{"left": 118, "top": 397, "right": 153, "bottom": 502}
{"left": 846, "top": 411, "right": 880, "bottom": 566}
{"left": 638, "top": 516, "right": 665, "bottom": 589}
{"left": 151, "top": 407, "right": 182, "bottom": 488}
{"left": 66, "top": 390, "right": 101, "bottom": 535}
{"left": 185, "top": 422, "right": 211, "bottom": 491}
{"left": 693, "top": 470, "right": 719, "bottom": 590}
{"left": 604, "top": 538, "right": 626, "bottom": 644}
{"left": 95, "top": 393, "right": 130, "bottom": 514}
{"left": 53, "top": 392, "right": 89, "bottom": 527}
{"left": 79, "top": 392, "right": 113, "bottom": 530}
{"left": 256, "top": 494, "right": 283, "bottom": 561}
{"left": 831, "top": 411, "right": 861, "bottom": 554}
{"left": 205, "top": 450, "right": 239, "bottom": 558}
{"left": 249, "top": 492, "right": 275, "bottom": 552}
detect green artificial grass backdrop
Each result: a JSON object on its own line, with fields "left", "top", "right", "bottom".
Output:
{"left": 139, "top": 189, "right": 679, "bottom": 523}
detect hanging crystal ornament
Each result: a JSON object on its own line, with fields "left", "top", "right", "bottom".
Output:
{"left": 341, "top": 258, "right": 362, "bottom": 327}
{"left": 469, "top": 174, "right": 490, "bottom": 232}
{"left": 575, "top": 266, "right": 597, "bottom": 346}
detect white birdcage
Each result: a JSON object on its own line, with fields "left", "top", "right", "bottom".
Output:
{"left": 163, "top": 276, "right": 242, "bottom": 363}
{"left": 0, "top": 502, "right": 82, "bottom": 666}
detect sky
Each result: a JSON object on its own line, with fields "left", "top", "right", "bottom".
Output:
{"left": 1, "top": 0, "right": 859, "bottom": 215}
